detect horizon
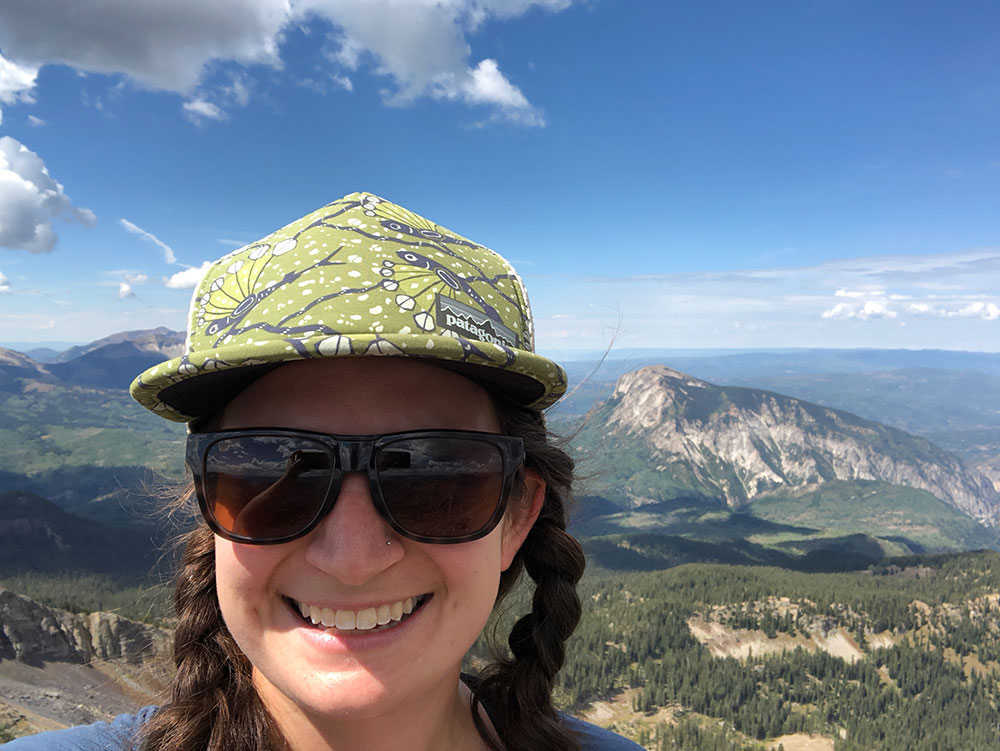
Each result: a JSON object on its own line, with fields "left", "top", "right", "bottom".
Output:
{"left": 4, "top": 331, "right": 1000, "bottom": 360}
{"left": 1, "top": 1, "right": 998, "bottom": 351}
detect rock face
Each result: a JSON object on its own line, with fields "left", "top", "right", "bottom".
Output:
{"left": 582, "top": 365, "right": 1000, "bottom": 525}
{"left": 0, "top": 589, "right": 170, "bottom": 667}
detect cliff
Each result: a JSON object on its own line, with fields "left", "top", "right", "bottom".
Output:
{"left": 0, "top": 588, "right": 169, "bottom": 667}
{"left": 579, "top": 365, "right": 1000, "bottom": 526}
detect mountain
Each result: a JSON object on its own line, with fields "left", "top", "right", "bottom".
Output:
{"left": 21, "top": 347, "right": 62, "bottom": 363}
{"left": 0, "top": 331, "right": 187, "bottom": 528}
{"left": 574, "top": 365, "right": 1000, "bottom": 527}
{"left": 710, "top": 367, "right": 1000, "bottom": 493}
{"left": 0, "top": 491, "right": 162, "bottom": 578}
{"left": 47, "top": 341, "right": 176, "bottom": 390}
{"left": 0, "top": 328, "right": 183, "bottom": 394}
{"left": 551, "top": 349, "right": 1000, "bottom": 419}
{"left": 0, "top": 348, "right": 51, "bottom": 388}
{"left": 40, "top": 328, "right": 183, "bottom": 391}
{"left": 50, "top": 327, "right": 184, "bottom": 364}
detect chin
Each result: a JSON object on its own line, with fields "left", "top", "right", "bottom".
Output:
{"left": 256, "top": 664, "right": 401, "bottom": 720}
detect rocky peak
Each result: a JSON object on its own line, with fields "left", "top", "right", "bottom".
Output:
{"left": 609, "top": 366, "right": 711, "bottom": 428}
{"left": 588, "top": 365, "right": 1000, "bottom": 525}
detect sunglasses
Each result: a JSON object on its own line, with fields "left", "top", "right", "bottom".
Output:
{"left": 186, "top": 428, "right": 525, "bottom": 545}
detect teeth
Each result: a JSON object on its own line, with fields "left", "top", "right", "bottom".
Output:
{"left": 294, "top": 596, "right": 422, "bottom": 632}
{"left": 320, "top": 607, "right": 336, "bottom": 628}
{"left": 356, "top": 608, "right": 377, "bottom": 630}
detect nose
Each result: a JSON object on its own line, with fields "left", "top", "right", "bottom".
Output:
{"left": 302, "top": 472, "right": 404, "bottom": 585}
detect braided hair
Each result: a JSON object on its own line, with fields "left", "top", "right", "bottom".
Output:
{"left": 472, "top": 399, "right": 586, "bottom": 751}
{"left": 140, "top": 398, "right": 585, "bottom": 751}
{"left": 139, "top": 524, "right": 289, "bottom": 751}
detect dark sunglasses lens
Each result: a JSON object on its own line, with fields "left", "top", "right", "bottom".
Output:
{"left": 203, "top": 436, "right": 334, "bottom": 540}
{"left": 376, "top": 437, "right": 505, "bottom": 539}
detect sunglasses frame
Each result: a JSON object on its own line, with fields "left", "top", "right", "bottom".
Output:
{"left": 187, "top": 428, "right": 525, "bottom": 546}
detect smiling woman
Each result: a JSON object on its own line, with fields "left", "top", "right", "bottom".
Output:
{"left": 1, "top": 192, "right": 641, "bottom": 751}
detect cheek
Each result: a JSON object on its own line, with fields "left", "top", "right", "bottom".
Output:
{"left": 214, "top": 538, "right": 282, "bottom": 641}
{"left": 431, "top": 536, "right": 505, "bottom": 635}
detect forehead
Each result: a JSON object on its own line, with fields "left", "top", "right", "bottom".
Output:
{"left": 218, "top": 358, "right": 501, "bottom": 435}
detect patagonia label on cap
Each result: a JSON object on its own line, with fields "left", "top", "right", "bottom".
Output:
{"left": 436, "top": 296, "right": 520, "bottom": 349}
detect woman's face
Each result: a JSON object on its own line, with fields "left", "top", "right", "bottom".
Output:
{"left": 213, "top": 358, "right": 542, "bottom": 728}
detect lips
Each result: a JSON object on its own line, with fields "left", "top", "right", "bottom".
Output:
{"left": 288, "top": 595, "right": 430, "bottom": 632}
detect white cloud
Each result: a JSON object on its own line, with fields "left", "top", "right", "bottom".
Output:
{"left": 125, "top": 272, "right": 149, "bottom": 284}
{"left": 0, "top": 0, "right": 562, "bottom": 125}
{"left": 953, "top": 302, "right": 1000, "bottom": 320}
{"left": 0, "top": 51, "right": 37, "bottom": 121}
{"left": 824, "top": 301, "right": 898, "bottom": 320}
{"left": 460, "top": 59, "right": 543, "bottom": 126}
{"left": 119, "top": 219, "right": 177, "bottom": 264}
{"left": 822, "top": 298, "right": 897, "bottom": 320}
{"left": 26, "top": 114, "right": 45, "bottom": 127}
{"left": 166, "top": 261, "right": 213, "bottom": 289}
{"left": 905, "top": 300, "right": 1000, "bottom": 320}
{"left": 567, "top": 245, "right": 1000, "bottom": 349}
{"left": 857, "top": 301, "right": 897, "bottom": 319}
{"left": 118, "top": 282, "right": 135, "bottom": 299}
{"left": 225, "top": 76, "right": 251, "bottom": 107}
{"left": 0, "top": 270, "right": 10, "bottom": 293}
{"left": 821, "top": 303, "right": 852, "bottom": 320}
{"left": 183, "top": 98, "right": 226, "bottom": 122}
{"left": 0, "top": 136, "right": 96, "bottom": 253}
{"left": 305, "top": 0, "right": 549, "bottom": 124}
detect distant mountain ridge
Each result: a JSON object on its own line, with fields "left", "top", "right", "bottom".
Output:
{"left": 577, "top": 365, "right": 1000, "bottom": 527}
{"left": 0, "top": 328, "right": 183, "bottom": 391}
{"left": 0, "top": 348, "right": 50, "bottom": 384}
{"left": 50, "top": 327, "right": 184, "bottom": 363}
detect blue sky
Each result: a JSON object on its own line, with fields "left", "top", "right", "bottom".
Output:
{"left": 0, "top": 0, "right": 998, "bottom": 356}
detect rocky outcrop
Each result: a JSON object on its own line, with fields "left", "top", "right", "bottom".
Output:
{"left": 584, "top": 365, "right": 1000, "bottom": 526}
{"left": 0, "top": 589, "right": 170, "bottom": 667}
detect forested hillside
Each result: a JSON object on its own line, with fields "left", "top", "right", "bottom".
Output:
{"left": 540, "top": 551, "right": 1000, "bottom": 750}
{"left": 6, "top": 542, "right": 999, "bottom": 747}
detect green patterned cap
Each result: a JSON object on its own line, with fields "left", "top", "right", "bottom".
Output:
{"left": 130, "top": 192, "right": 567, "bottom": 422}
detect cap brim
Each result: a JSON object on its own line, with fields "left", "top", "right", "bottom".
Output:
{"left": 130, "top": 332, "right": 567, "bottom": 423}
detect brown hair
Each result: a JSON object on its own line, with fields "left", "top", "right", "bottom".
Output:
{"left": 140, "top": 398, "right": 585, "bottom": 751}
